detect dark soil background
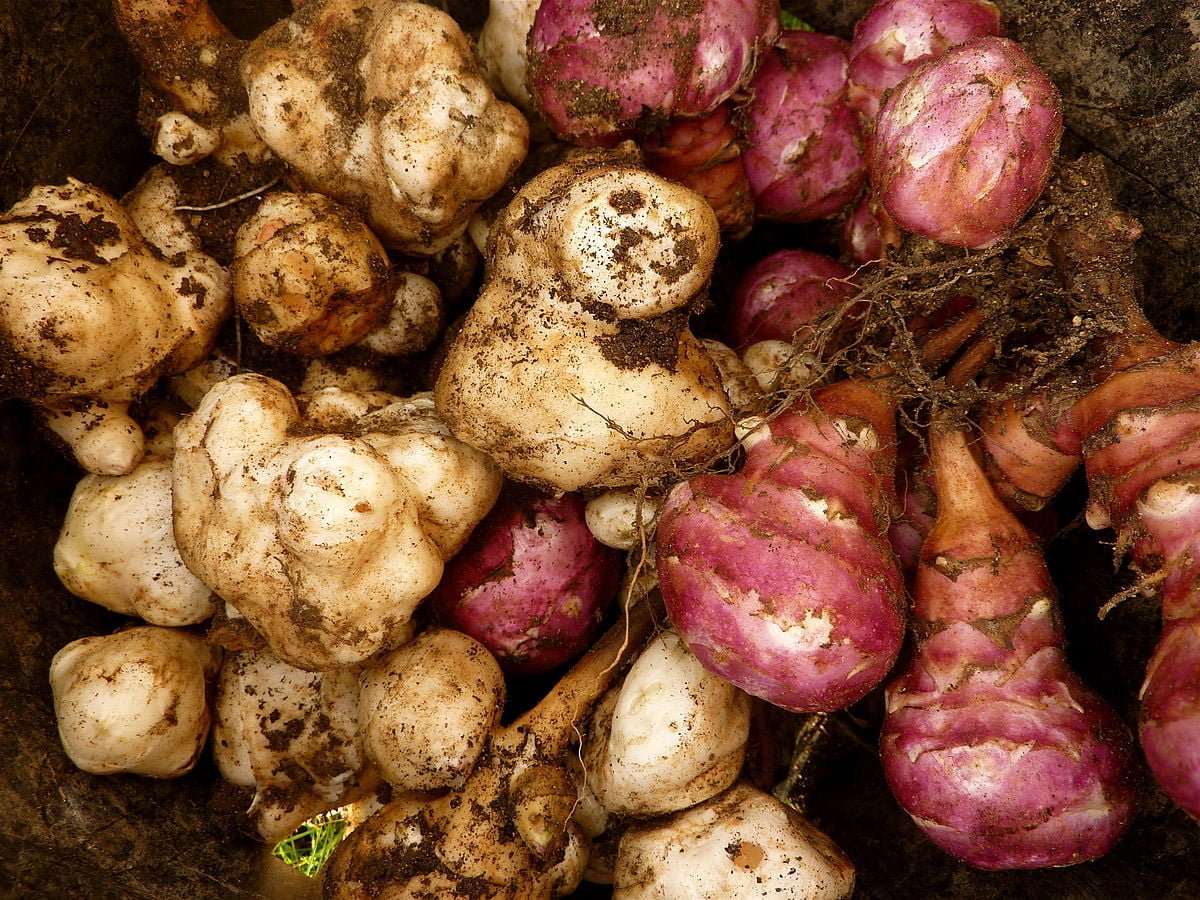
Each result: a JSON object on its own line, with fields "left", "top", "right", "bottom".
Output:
{"left": 1, "top": 0, "right": 1198, "bottom": 897}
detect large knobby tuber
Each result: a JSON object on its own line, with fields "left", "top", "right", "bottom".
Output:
{"left": 240, "top": 0, "right": 529, "bottom": 253}
{"left": 172, "top": 378, "right": 502, "bottom": 671}
{"left": 0, "top": 179, "right": 230, "bottom": 474}
{"left": 435, "top": 150, "right": 734, "bottom": 492}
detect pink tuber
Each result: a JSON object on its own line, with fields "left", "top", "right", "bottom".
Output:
{"left": 726, "top": 249, "right": 856, "bottom": 349}
{"left": 527, "top": 0, "right": 780, "bottom": 146}
{"left": 656, "top": 376, "right": 906, "bottom": 713}
{"left": 428, "top": 488, "right": 623, "bottom": 674}
{"left": 742, "top": 31, "right": 866, "bottom": 223}
{"left": 869, "top": 36, "right": 1062, "bottom": 248}
{"left": 881, "top": 426, "right": 1137, "bottom": 868}
{"left": 657, "top": 309, "right": 985, "bottom": 713}
{"left": 847, "top": 0, "right": 1003, "bottom": 127}
{"left": 641, "top": 103, "right": 755, "bottom": 238}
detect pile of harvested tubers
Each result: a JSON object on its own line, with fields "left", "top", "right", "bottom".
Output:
{"left": 2, "top": 0, "right": 1200, "bottom": 897}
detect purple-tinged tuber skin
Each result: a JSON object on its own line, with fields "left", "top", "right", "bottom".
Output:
{"left": 839, "top": 190, "right": 903, "bottom": 266}
{"left": 641, "top": 104, "right": 755, "bottom": 238}
{"left": 657, "top": 377, "right": 906, "bottom": 712}
{"left": 428, "top": 489, "right": 622, "bottom": 675}
{"left": 323, "top": 599, "right": 657, "bottom": 899}
{"left": 880, "top": 427, "right": 1137, "bottom": 870}
{"left": 726, "top": 249, "right": 856, "bottom": 349}
{"left": 869, "top": 36, "right": 1062, "bottom": 248}
{"left": 613, "top": 783, "right": 854, "bottom": 899}
{"left": 742, "top": 31, "right": 866, "bottom": 224}
{"left": 847, "top": 0, "right": 1003, "bottom": 127}
{"left": 527, "top": 0, "right": 781, "bottom": 146}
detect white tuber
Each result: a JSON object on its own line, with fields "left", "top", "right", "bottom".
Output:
{"left": 478, "top": 0, "right": 542, "bottom": 117}
{"left": 701, "top": 338, "right": 767, "bottom": 413}
{"left": 583, "top": 629, "right": 750, "bottom": 818}
{"left": 741, "top": 339, "right": 824, "bottom": 393}
{"left": 435, "top": 150, "right": 735, "bottom": 491}
{"left": 613, "top": 783, "right": 856, "bottom": 900}
{"left": 358, "top": 628, "right": 505, "bottom": 793}
{"left": 213, "top": 648, "right": 373, "bottom": 842}
{"left": 50, "top": 626, "right": 220, "bottom": 778}
{"left": 584, "top": 490, "right": 661, "bottom": 552}
{"left": 172, "top": 376, "right": 501, "bottom": 670}
{"left": 232, "top": 192, "right": 394, "bottom": 356}
{"left": 0, "top": 178, "right": 230, "bottom": 474}
{"left": 240, "top": 0, "right": 529, "bottom": 253}
{"left": 358, "top": 273, "right": 444, "bottom": 357}
{"left": 54, "top": 458, "right": 217, "bottom": 627}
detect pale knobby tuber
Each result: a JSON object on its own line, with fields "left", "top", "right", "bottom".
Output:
{"left": 582, "top": 629, "right": 751, "bottom": 818}
{"left": 172, "top": 376, "right": 502, "bottom": 670}
{"left": 324, "top": 601, "right": 657, "bottom": 899}
{"left": 54, "top": 458, "right": 217, "bottom": 627}
{"left": 213, "top": 647, "right": 374, "bottom": 842}
{"left": 113, "top": 0, "right": 272, "bottom": 167}
{"left": 232, "top": 192, "right": 396, "bottom": 356}
{"left": 612, "top": 783, "right": 855, "bottom": 900}
{"left": 435, "top": 151, "right": 734, "bottom": 492}
{"left": 240, "top": 0, "right": 529, "bottom": 253}
{"left": 358, "top": 628, "right": 506, "bottom": 793}
{"left": 0, "top": 179, "right": 230, "bottom": 474}
{"left": 50, "top": 626, "right": 220, "bottom": 778}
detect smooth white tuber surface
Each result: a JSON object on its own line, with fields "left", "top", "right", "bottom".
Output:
{"left": 614, "top": 783, "right": 856, "bottom": 900}
{"left": 435, "top": 151, "right": 734, "bottom": 491}
{"left": 584, "top": 490, "right": 661, "bottom": 552}
{"left": 358, "top": 628, "right": 505, "bottom": 793}
{"left": 54, "top": 458, "right": 216, "bottom": 627}
{"left": 173, "top": 376, "right": 501, "bottom": 670}
{"left": 240, "top": 0, "right": 529, "bottom": 253}
{"left": 583, "top": 629, "right": 750, "bottom": 817}
{"left": 0, "top": 179, "right": 230, "bottom": 474}
{"left": 213, "top": 648, "right": 371, "bottom": 842}
{"left": 50, "top": 626, "right": 220, "bottom": 778}
{"left": 358, "top": 272, "right": 444, "bottom": 357}
{"left": 479, "top": 0, "right": 542, "bottom": 116}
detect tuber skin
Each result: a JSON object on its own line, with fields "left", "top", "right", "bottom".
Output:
{"left": 213, "top": 647, "right": 374, "bottom": 843}
{"left": 527, "top": 0, "right": 781, "bottom": 146}
{"left": 656, "top": 376, "right": 907, "bottom": 713}
{"left": 641, "top": 104, "right": 756, "bottom": 238}
{"left": 112, "top": 0, "right": 271, "bottom": 168}
{"left": 358, "top": 628, "right": 506, "bottom": 793}
{"left": 428, "top": 488, "right": 623, "bottom": 675}
{"left": 172, "top": 377, "right": 502, "bottom": 670}
{"left": 880, "top": 426, "right": 1137, "bottom": 869}
{"left": 323, "top": 599, "right": 657, "bottom": 899}
{"left": 869, "top": 36, "right": 1062, "bottom": 249}
{"left": 742, "top": 31, "right": 866, "bottom": 224}
{"left": 435, "top": 149, "right": 735, "bottom": 492}
{"left": 847, "top": 0, "right": 1003, "bottom": 127}
{"left": 0, "top": 179, "right": 230, "bottom": 474}
{"left": 726, "top": 249, "right": 856, "bottom": 349}
{"left": 232, "top": 192, "right": 395, "bottom": 357}
{"left": 839, "top": 190, "right": 903, "bottom": 266}
{"left": 240, "top": 0, "right": 529, "bottom": 254}
{"left": 656, "top": 309, "right": 986, "bottom": 712}
{"left": 51, "top": 626, "right": 220, "bottom": 778}
{"left": 54, "top": 457, "right": 217, "bottom": 627}
{"left": 612, "top": 783, "right": 855, "bottom": 900}
{"left": 582, "top": 629, "right": 751, "bottom": 818}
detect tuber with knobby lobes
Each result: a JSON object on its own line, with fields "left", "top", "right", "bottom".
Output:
{"left": 881, "top": 425, "right": 1137, "bottom": 868}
